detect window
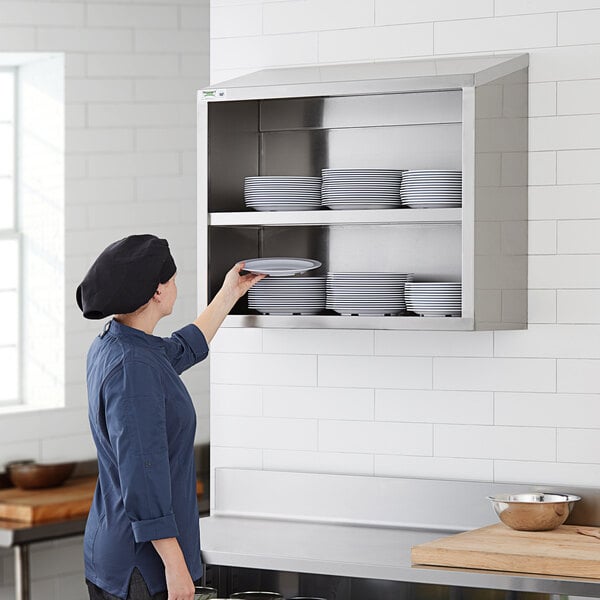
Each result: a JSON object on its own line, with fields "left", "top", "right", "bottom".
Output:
{"left": 0, "top": 68, "right": 19, "bottom": 405}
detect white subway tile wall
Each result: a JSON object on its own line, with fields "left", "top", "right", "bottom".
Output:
{"left": 209, "top": 0, "right": 600, "bottom": 504}
{"left": 0, "top": 2, "right": 208, "bottom": 598}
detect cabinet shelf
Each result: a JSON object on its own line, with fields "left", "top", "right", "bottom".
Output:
{"left": 224, "top": 314, "right": 474, "bottom": 330}
{"left": 209, "top": 208, "right": 462, "bottom": 227}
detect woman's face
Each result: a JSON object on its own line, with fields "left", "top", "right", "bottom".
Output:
{"left": 159, "top": 273, "right": 177, "bottom": 315}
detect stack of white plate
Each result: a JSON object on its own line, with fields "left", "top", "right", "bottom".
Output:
{"left": 244, "top": 176, "right": 321, "bottom": 211}
{"left": 326, "top": 273, "right": 413, "bottom": 316}
{"left": 405, "top": 282, "right": 462, "bottom": 317}
{"left": 321, "top": 169, "right": 403, "bottom": 210}
{"left": 400, "top": 170, "right": 462, "bottom": 208}
{"left": 248, "top": 277, "right": 326, "bottom": 315}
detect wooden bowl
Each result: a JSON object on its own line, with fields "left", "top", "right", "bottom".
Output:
{"left": 6, "top": 461, "right": 76, "bottom": 490}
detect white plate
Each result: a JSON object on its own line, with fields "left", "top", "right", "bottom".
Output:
{"left": 406, "top": 283, "right": 461, "bottom": 286}
{"left": 246, "top": 199, "right": 321, "bottom": 203}
{"left": 327, "top": 288, "right": 407, "bottom": 291}
{"left": 323, "top": 200, "right": 400, "bottom": 204}
{"left": 245, "top": 176, "right": 321, "bottom": 181}
{"left": 245, "top": 191, "right": 321, "bottom": 195}
{"left": 407, "top": 302, "right": 462, "bottom": 306}
{"left": 250, "top": 288, "right": 325, "bottom": 292}
{"left": 401, "top": 189, "right": 461, "bottom": 192}
{"left": 328, "top": 300, "right": 406, "bottom": 305}
{"left": 402, "top": 203, "right": 462, "bottom": 208}
{"left": 401, "top": 193, "right": 461, "bottom": 197}
{"left": 241, "top": 257, "right": 322, "bottom": 276}
{"left": 403, "top": 175, "right": 461, "bottom": 178}
{"left": 402, "top": 190, "right": 461, "bottom": 195}
{"left": 323, "top": 190, "right": 401, "bottom": 195}
{"left": 323, "top": 182, "right": 401, "bottom": 186}
{"left": 322, "top": 169, "right": 404, "bottom": 174}
{"left": 251, "top": 303, "right": 326, "bottom": 307}
{"left": 332, "top": 310, "right": 406, "bottom": 316}
{"left": 327, "top": 285, "right": 408, "bottom": 289}
{"left": 323, "top": 192, "right": 401, "bottom": 197}
{"left": 247, "top": 205, "right": 322, "bottom": 209}
{"left": 250, "top": 298, "right": 326, "bottom": 302}
{"left": 402, "top": 200, "right": 462, "bottom": 204}
{"left": 252, "top": 283, "right": 325, "bottom": 288}
{"left": 328, "top": 274, "right": 412, "bottom": 279}
{"left": 246, "top": 203, "right": 322, "bottom": 207}
{"left": 247, "top": 206, "right": 322, "bottom": 212}
{"left": 251, "top": 288, "right": 325, "bottom": 291}
{"left": 245, "top": 196, "right": 321, "bottom": 200}
{"left": 411, "top": 312, "right": 462, "bottom": 316}
{"left": 402, "top": 170, "right": 461, "bottom": 174}
{"left": 400, "top": 192, "right": 462, "bottom": 197}
{"left": 323, "top": 198, "right": 400, "bottom": 202}
{"left": 252, "top": 308, "right": 325, "bottom": 315}
{"left": 324, "top": 205, "right": 401, "bottom": 210}
{"left": 407, "top": 298, "right": 462, "bottom": 302}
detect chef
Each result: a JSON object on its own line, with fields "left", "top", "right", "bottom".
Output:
{"left": 76, "top": 234, "right": 263, "bottom": 600}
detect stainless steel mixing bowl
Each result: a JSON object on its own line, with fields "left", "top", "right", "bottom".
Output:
{"left": 487, "top": 493, "right": 581, "bottom": 531}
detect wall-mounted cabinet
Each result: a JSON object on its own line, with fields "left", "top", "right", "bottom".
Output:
{"left": 198, "top": 54, "right": 528, "bottom": 330}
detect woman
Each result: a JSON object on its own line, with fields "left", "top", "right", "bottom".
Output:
{"left": 76, "top": 234, "right": 263, "bottom": 600}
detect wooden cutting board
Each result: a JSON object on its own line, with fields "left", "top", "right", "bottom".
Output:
{"left": 0, "top": 476, "right": 205, "bottom": 524}
{"left": 0, "top": 476, "right": 97, "bottom": 523}
{"left": 412, "top": 523, "right": 600, "bottom": 579}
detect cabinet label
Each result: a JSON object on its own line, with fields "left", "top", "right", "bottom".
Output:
{"left": 201, "top": 88, "right": 226, "bottom": 100}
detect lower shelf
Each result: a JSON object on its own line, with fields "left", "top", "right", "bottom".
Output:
{"left": 223, "top": 314, "right": 475, "bottom": 330}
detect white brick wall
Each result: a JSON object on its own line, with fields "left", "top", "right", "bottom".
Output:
{"left": 0, "top": 1, "right": 209, "bottom": 598}
{"left": 209, "top": 0, "right": 600, "bottom": 507}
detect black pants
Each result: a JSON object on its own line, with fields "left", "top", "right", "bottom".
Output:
{"left": 86, "top": 567, "right": 202, "bottom": 600}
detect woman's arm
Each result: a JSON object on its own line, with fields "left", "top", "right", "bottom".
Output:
{"left": 193, "top": 262, "right": 264, "bottom": 343}
{"left": 151, "top": 538, "right": 195, "bottom": 600}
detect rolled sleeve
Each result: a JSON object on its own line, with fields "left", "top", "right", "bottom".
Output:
{"left": 131, "top": 514, "right": 179, "bottom": 544}
{"left": 162, "top": 324, "right": 209, "bottom": 375}
{"left": 103, "top": 361, "right": 179, "bottom": 543}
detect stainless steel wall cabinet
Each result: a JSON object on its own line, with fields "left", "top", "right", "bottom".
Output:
{"left": 197, "top": 54, "right": 528, "bottom": 330}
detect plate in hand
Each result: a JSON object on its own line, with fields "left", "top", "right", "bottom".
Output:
{"left": 241, "top": 257, "right": 322, "bottom": 277}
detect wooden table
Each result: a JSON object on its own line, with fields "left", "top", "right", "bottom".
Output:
{"left": 0, "top": 478, "right": 209, "bottom": 600}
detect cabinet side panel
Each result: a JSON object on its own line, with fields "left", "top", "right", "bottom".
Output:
{"left": 473, "top": 68, "right": 528, "bottom": 330}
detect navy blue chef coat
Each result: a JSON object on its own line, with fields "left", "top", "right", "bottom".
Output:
{"left": 84, "top": 318, "right": 209, "bottom": 599}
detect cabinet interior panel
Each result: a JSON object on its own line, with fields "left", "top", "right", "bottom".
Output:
{"left": 328, "top": 224, "right": 461, "bottom": 281}
{"left": 259, "top": 90, "right": 462, "bottom": 131}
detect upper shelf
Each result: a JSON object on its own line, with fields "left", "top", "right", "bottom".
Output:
{"left": 209, "top": 208, "right": 462, "bottom": 227}
{"left": 203, "top": 54, "right": 529, "bottom": 101}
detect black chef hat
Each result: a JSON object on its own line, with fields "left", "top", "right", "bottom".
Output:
{"left": 76, "top": 234, "right": 176, "bottom": 319}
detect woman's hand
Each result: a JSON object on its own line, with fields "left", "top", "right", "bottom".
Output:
{"left": 151, "top": 537, "right": 195, "bottom": 600}
{"left": 192, "top": 262, "right": 266, "bottom": 344}
{"left": 164, "top": 563, "right": 195, "bottom": 600}
{"left": 220, "top": 262, "right": 266, "bottom": 303}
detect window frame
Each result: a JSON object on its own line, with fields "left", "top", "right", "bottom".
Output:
{"left": 0, "top": 65, "right": 22, "bottom": 406}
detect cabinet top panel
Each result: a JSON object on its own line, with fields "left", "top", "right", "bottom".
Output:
{"left": 202, "top": 53, "right": 528, "bottom": 102}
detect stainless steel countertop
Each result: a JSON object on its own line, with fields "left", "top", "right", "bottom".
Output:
{"left": 200, "top": 515, "right": 600, "bottom": 598}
